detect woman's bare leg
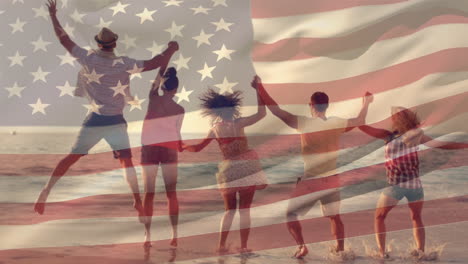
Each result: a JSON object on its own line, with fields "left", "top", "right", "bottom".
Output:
{"left": 238, "top": 187, "right": 255, "bottom": 250}
{"left": 218, "top": 191, "right": 237, "bottom": 252}
{"left": 161, "top": 162, "right": 179, "bottom": 247}
{"left": 328, "top": 214, "right": 345, "bottom": 252}
{"left": 142, "top": 164, "right": 158, "bottom": 246}
{"left": 375, "top": 193, "right": 399, "bottom": 256}
{"left": 34, "top": 154, "right": 83, "bottom": 214}
{"left": 408, "top": 200, "right": 425, "bottom": 252}
{"left": 119, "top": 157, "right": 145, "bottom": 222}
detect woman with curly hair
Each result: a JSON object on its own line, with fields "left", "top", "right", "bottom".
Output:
{"left": 359, "top": 106, "right": 468, "bottom": 259}
{"left": 183, "top": 76, "right": 267, "bottom": 254}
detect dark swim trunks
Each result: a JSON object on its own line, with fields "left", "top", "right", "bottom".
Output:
{"left": 71, "top": 113, "right": 132, "bottom": 159}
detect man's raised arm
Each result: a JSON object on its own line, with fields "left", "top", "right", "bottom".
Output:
{"left": 256, "top": 79, "right": 299, "bottom": 129}
{"left": 345, "top": 92, "right": 373, "bottom": 132}
{"left": 47, "top": 0, "right": 77, "bottom": 53}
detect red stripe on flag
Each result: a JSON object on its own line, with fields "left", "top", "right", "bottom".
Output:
{"left": 1, "top": 195, "right": 467, "bottom": 263}
{"left": 1, "top": 90, "right": 467, "bottom": 178}
{"left": 2, "top": 146, "right": 466, "bottom": 225}
{"left": 253, "top": 15, "right": 468, "bottom": 61}
{"left": 261, "top": 48, "right": 468, "bottom": 104}
{"left": 251, "top": 0, "right": 407, "bottom": 18}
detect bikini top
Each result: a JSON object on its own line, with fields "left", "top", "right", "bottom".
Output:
{"left": 212, "top": 120, "right": 250, "bottom": 159}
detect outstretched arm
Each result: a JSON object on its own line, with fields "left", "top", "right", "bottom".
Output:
{"left": 421, "top": 134, "right": 468, "bottom": 149}
{"left": 359, "top": 125, "right": 392, "bottom": 141}
{"left": 182, "top": 130, "right": 215, "bottom": 152}
{"left": 256, "top": 79, "right": 298, "bottom": 129}
{"left": 149, "top": 52, "right": 172, "bottom": 97}
{"left": 143, "top": 42, "right": 178, "bottom": 72}
{"left": 46, "top": 0, "right": 77, "bottom": 53}
{"left": 236, "top": 76, "right": 266, "bottom": 128}
{"left": 346, "top": 92, "right": 373, "bottom": 132}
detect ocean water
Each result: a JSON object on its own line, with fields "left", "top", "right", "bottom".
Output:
{"left": 1, "top": 131, "right": 467, "bottom": 263}
{"left": 1, "top": 131, "right": 467, "bottom": 209}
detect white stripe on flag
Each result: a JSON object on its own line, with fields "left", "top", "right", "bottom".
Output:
{"left": 252, "top": 0, "right": 467, "bottom": 43}
{"left": 254, "top": 24, "right": 468, "bottom": 83}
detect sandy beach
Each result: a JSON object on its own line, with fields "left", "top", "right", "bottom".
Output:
{"left": 1, "top": 220, "right": 467, "bottom": 264}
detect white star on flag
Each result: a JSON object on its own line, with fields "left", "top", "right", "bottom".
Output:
{"left": 29, "top": 98, "right": 50, "bottom": 115}
{"left": 165, "top": 21, "right": 184, "bottom": 39}
{"left": 215, "top": 77, "right": 238, "bottom": 93}
{"left": 163, "top": 0, "right": 183, "bottom": 7}
{"left": 8, "top": 51, "right": 26, "bottom": 67}
{"left": 172, "top": 54, "right": 191, "bottom": 70}
{"left": 136, "top": 8, "right": 157, "bottom": 24}
{"left": 197, "top": 63, "right": 216, "bottom": 81}
{"left": 109, "top": 1, "right": 129, "bottom": 16}
{"left": 112, "top": 58, "right": 124, "bottom": 66}
{"left": 211, "top": 18, "right": 233, "bottom": 32}
{"left": 84, "top": 69, "right": 104, "bottom": 84}
{"left": 128, "top": 95, "right": 146, "bottom": 111}
{"left": 127, "top": 64, "right": 144, "bottom": 80}
{"left": 56, "top": 81, "right": 75, "bottom": 97}
{"left": 63, "top": 23, "right": 75, "bottom": 38}
{"left": 121, "top": 34, "right": 137, "bottom": 50}
{"left": 211, "top": 0, "right": 228, "bottom": 7}
{"left": 83, "top": 100, "right": 103, "bottom": 114}
{"left": 60, "top": 0, "right": 68, "bottom": 8}
{"left": 9, "top": 18, "right": 27, "bottom": 34}
{"left": 70, "top": 9, "right": 86, "bottom": 24}
{"left": 32, "top": 6, "right": 49, "bottom": 20}
{"left": 84, "top": 48, "right": 96, "bottom": 57}
{"left": 95, "top": 17, "right": 113, "bottom": 29}
{"left": 57, "top": 52, "right": 77, "bottom": 66}
{"left": 5, "top": 82, "right": 25, "bottom": 98}
{"left": 31, "top": 35, "right": 52, "bottom": 52}
{"left": 110, "top": 81, "right": 129, "bottom": 96}
{"left": 175, "top": 86, "right": 193, "bottom": 103}
{"left": 213, "top": 44, "right": 235, "bottom": 61}
{"left": 191, "top": 6, "right": 212, "bottom": 15}
{"left": 193, "top": 29, "right": 214, "bottom": 47}
{"left": 146, "top": 41, "right": 164, "bottom": 57}
{"left": 31, "top": 67, "right": 50, "bottom": 83}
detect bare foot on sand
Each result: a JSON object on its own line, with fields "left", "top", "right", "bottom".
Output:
{"left": 143, "top": 231, "right": 152, "bottom": 248}
{"left": 34, "top": 189, "right": 50, "bottom": 215}
{"left": 379, "top": 251, "right": 390, "bottom": 259}
{"left": 293, "top": 245, "right": 309, "bottom": 259}
{"left": 410, "top": 249, "right": 425, "bottom": 260}
{"left": 216, "top": 246, "right": 229, "bottom": 255}
{"left": 170, "top": 237, "right": 178, "bottom": 248}
{"left": 239, "top": 248, "right": 252, "bottom": 253}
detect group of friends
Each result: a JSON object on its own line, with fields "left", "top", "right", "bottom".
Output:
{"left": 33, "top": 0, "right": 468, "bottom": 259}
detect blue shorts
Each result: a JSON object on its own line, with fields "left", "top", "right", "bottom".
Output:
{"left": 383, "top": 185, "right": 424, "bottom": 202}
{"left": 71, "top": 113, "right": 132, "bottom": 159}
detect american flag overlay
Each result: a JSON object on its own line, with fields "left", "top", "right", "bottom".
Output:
{"left": 1, "top": 0, "right": 468, "bottom": 263}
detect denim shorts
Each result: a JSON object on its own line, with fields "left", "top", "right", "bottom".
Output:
{"left": 383, "top": 185, "right": 424, "bottom": 202}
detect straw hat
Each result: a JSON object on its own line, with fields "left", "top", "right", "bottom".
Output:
{"left": 94, "top": 27, "right": 118, "bottom": 45}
